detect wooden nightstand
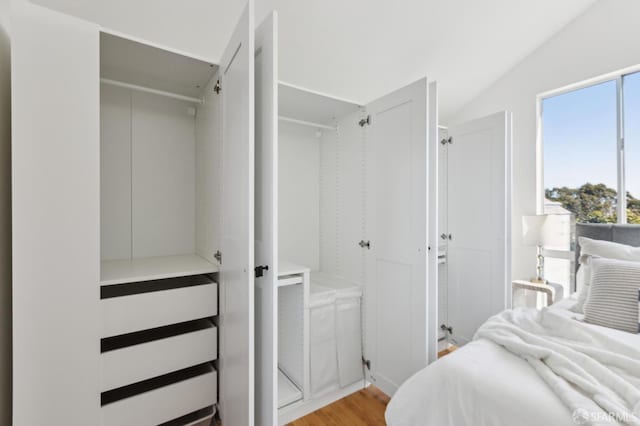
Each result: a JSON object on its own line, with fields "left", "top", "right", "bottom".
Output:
{"left": 512, "top": 280, "right": 558, "bottom": 307}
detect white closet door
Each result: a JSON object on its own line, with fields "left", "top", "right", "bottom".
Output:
{"left": 364, "top": 78, "right": 430, "bottom": 396}
{"left": 447, "top": 112, "right": 512, "bottom": 345}
{"left": 11, "top": 3, "right": 101, "bottom": 425}
{"left": 254, "top": 11, "right": 278, "bottom": 426}
{"left": 427, "top": 81, "right": 439, "bottom": 364}
{"left": 218, "top": 2, "right": 255, "bottom": 425}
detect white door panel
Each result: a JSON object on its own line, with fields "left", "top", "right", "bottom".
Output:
{"left": 437, "top": 128, "right": 449, "bottom": 344}
{"left": 427, "top": 81, "right": 439, "bottom": 364}
{"left": 12, "top": 3, "right": 101, "bottom": 424}
{"left": 219, "top": 2, "right": 255, "bottom": 425}
{"left": 364, "top": 78, "right": 429, "bottom": 396}
{"left": 254, "top": 11, "right": 278, "bottom": 426}
{"left": 447, "top": 112, "right": 511, "bottom": 345}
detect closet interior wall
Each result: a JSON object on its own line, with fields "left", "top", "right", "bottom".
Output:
{"left": 278, "top": 121, "right": 321, "bottom": 270}
{"left": 278, "top": 108, "right": 366, "bottom": 285}
{"left": 318, "top": 110, "right": 366, "bottom": 284}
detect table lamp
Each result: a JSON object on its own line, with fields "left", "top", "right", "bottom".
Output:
{"left": 522, "top": 214, "right": 549, "bottom": 283}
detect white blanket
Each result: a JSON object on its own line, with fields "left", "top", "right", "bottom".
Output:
{"left": 475, "top": 308, "right": 640, "bottom": 425}
{"left": 386, "top": 304, "right": 640, "bottom": 426}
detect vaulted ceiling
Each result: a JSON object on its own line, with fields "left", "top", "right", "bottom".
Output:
{"left": 31, "top": 0, "right": 597, "bottom": 119}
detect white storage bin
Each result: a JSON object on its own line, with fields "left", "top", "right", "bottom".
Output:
{"left": 309, "top": 285, "right": 338, "bottom": 397}
{"left": 335, "top": 288, "right": 363, "bottom": 387}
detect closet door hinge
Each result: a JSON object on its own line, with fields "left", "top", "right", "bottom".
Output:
{"left": 214, "top": 250, "right": 222, "bottom": 264}
{"left": 358, "top": 115, "right": 371, "bottom": 127}
{"left": 362, "top": 356, "right": 371, "bottom": 370}
{"left": 254, "top": 265, "right": 269, "bottom": 278}
{"left": 214, "top": 80, "right": 222, "bottom": 94}
{"left": 358, "top": 240, "right": 371, "bottom": 249}
{"left": 440, "top": 136, "right": 453, "bottom": 145}
{"left": 440, "top": 324, "right": 453, "bottom": 335}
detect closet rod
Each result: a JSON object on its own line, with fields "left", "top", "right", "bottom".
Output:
{"left": 100, "top": 78, "right": 204, "bottom": 104}
{"left": 279, "top": 115, "right": 336, "bottom": 131}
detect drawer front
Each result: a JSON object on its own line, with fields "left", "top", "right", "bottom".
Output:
{"left": 102, "top": 368, "right": 217, "bottom": 426}
{"left": 102, "top": 326, "right": 217, "bottom": 391}
{"left": 102, "top": 283, "right": 218, "bottom": 337}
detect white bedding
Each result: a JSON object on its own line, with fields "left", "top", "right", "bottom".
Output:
{"left": 386, "top": 299, "right": 640, "bottom": 426}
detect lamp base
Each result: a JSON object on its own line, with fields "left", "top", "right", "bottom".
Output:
{"left": 530, "top": 277, "right": 548, "bottom": 284}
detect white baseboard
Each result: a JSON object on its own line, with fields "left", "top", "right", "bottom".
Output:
{"left": 277, "top": 381, "right": 368, "bottom": 425}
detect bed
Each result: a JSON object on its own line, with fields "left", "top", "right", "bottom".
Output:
{"left": 386, "top": 224, "right": 640, "bottom": 426}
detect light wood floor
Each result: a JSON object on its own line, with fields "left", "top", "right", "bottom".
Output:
{"left": 288, "top": 347, "right": 458, "bottom": 425}
{"left": 438, "top": 344, "right": 458, "bottom": 358}
{"left": 287, "top": 385, "right": 390, "bottom": 426}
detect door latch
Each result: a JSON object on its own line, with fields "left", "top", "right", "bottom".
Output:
{"left": 358, "top": 240, "right": 371, "bottom": 249}
{"left": 255, "top": 265, "right": 269, "bottom": 278}
{"left": 214, "top": 250, "right": 222, "bottom": 264}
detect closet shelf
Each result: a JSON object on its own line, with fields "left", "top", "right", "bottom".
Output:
{"left": 278, "top": 260, "right": 310, "bottom": 277}
{"left": 101, "top": 254, "right": 218, "bottom": 286}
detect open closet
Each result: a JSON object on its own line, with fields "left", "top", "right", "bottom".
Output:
{"left": 254, "top": 12, "right": 440, "bottom": 426}
{"left": 275, "top": 83, "right": 368, "bottom": 422}
{"left": 12, "top": 2, "right": 255, "bottom": 425}
{"left": 98, "top": 32, "right": 223, "bottom": 426}
{"left": 12, "top": 3, "right": 513, "bottom": 425}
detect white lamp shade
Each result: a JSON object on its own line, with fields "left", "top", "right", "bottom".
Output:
{"left": 522, "top": 215, "right": 548, "bottom": 246}
{"left": 541, "top": 214, "right": 571, "bottom": 250}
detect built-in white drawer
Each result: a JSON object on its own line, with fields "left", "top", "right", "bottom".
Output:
{"left": 102, "top": 282, "right": 218, "bottom": 337}
{"left": 102, "top": 323, "right": 217, "bottom": 391}
{"left": 102, "top": 366, "right": 217, "bottom": 426}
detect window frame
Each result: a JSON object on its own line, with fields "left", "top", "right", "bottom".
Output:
{"left": 536, "top": 64, "right": 640, "bottom": 221}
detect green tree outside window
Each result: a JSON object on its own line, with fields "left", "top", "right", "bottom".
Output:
{"left": 546, "top": 183, "right": 640, "bottom": 224}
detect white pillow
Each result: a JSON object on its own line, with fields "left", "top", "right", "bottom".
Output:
{"left": 583, "top": 257, "right": 640, "bottom": 333}
{"left": 579, "top": 236, "right": 640, "bottom": 261}
{"left": 572, "top": 237, "right": 640, "bottom": 313}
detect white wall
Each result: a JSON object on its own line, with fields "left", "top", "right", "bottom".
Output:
{"left": 447, "top": 0, "right": 640, "bottom": 282}
{"left": 278, "top": 121, "right": 321, "bottom": 270}
{"left": 0, "top": 0, "right": 10, "bottom": 423}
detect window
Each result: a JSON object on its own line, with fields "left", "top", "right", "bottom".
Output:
{"left": 543, "top": 73, "right": 640, "bottom": 224}
{"left": 541, "top": 70, "right": 640, "bottom": 291}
